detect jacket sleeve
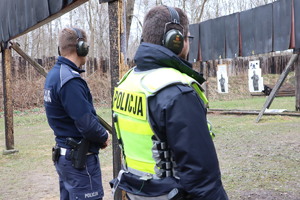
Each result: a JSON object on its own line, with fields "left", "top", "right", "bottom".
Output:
{"left": 149, "top": 84, "right": 225, "bottom": 199}
{"left": 60, "top": 78, "right": 108, "bottom": 144}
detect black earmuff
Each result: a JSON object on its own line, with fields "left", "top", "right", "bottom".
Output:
{"left": 72, "top": 28, "right": 89, "bottom": 57}
{"left": 58, "top": 46, "right": 61, "bottom": 56}
{"left": 162, "top": 6, "right": 184, "bottom": 55}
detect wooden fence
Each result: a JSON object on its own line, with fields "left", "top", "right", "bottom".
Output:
{"left": 0, "top": 53, "right": 297, "bottom": 111}
{"left": 0, "top": 53, "right": 294, "bottom": 81}
{"left": 0, "top": 56, "right": 110, "bottom": 111}
{"left": 2, "top": 56, "right": 110, "bottom": 81}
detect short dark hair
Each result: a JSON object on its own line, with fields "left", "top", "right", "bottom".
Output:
{"left": 58, "top": 27, "right": 87, "bottom": 56}
{"left": 141, "top": 6, "right": 189, "bottom": 45}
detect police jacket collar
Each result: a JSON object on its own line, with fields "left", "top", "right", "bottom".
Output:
{"left": 56, "top": 56, "right": 85, "bottom": 74}
{"left": 134, "top": 43, "right": 205, "bottom": 84}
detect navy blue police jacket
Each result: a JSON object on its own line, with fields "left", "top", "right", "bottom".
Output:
{"left": 116, "top": 43, "right": 228, "bottom": 200}
{"left": 44, "top": 56, "right": 108, "bottom": 154}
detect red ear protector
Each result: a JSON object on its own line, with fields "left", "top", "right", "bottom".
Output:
{"left": 162, "top": 6, "right": 184, "bottom": 55}
{"left": 57, "top": 28, "right": 89, "bottom": 57}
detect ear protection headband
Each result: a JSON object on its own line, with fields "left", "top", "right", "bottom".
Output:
{"left": 73, "top": 28, "right": 89, "bottom": 57}
{"left": 58, "top": 28, "right": 89, "bottom": 57}
{"left": 162, "top": 6, "right": 184, "bottom": 55}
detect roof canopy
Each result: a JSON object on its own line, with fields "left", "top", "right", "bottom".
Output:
{"left": 0, "top": 0, "right": 88, "bottom": 44}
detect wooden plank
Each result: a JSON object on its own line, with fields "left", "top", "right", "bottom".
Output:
{"left": 256, "top": 54, "right": 299, "bottom": 122}
{"left": 208, "top": 109, "right": 300, "bottom": 117}
{"left": 1, "top": 44, "right": 18, "bottom": 154}
{"left": 10, "top": 42, "right": 47, "bottom": 77}
{"left": 203, "top": 62, "right": 209, "bottom": 100}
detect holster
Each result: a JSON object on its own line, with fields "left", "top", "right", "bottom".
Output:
{"left": 66, "top": 138, "right": 90, "bottom": 169}
{"left": 52, "top": 145, "right": 60, "bottom": 163}
{"left": 168, "top": 188, "right": 192, "bottom": 200}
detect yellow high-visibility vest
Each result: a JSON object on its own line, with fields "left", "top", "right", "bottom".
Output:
{"left": 112, "top": 67, "right": 209, "bottom": 175}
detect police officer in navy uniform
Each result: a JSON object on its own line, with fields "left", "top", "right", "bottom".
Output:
{"left": 44, "top": 27, "right": 109, "bottom": 200}
{"left": 111, "top": 6, "right": 229, "bottom": 200}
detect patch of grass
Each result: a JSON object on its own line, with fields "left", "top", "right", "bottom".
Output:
{"left": 209, "top": 96, "right": 296, "bottom": 111}
{"left": 0, "top": 106, "right": 113, "bottom": 200}
{"left": 0, "top": 103, "right": 299, "bottom": 199}
{"left": 209, "top": 114, "right": 300, "bottom": 199}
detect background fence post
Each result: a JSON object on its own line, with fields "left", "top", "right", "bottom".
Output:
{"left": 1, "top": 43, "right": 18, "bottom": 155}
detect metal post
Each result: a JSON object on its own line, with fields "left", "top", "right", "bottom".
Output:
{"left": 1, "top": 42, "right": 18, "bottom": 155}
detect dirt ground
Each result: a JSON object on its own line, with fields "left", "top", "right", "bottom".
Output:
{"left": 211, "top": 115, "right": 300, "bottom": 200}
{"left": 0, "top": 74, "right": 299, "bottom": 199}
{"left": 1, "top": 114, "right": 299, "bottom": 200}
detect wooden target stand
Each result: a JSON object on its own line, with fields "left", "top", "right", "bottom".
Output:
{"left": 256, "top": 51, "right": 300, "bottom": 123}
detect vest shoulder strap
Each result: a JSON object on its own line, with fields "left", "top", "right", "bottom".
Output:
{"left": 117, "top": 67, "right": 134, "bottom": 85}
{"left": 141, "top": 68, "right": 193, "bottom": 94}
{"left": 118, "top": 67, "right": 207, "bottom": 104}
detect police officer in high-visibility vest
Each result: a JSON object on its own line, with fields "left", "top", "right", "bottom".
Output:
{"left": 111, "top": 5, "right": 229, "bottom": 200}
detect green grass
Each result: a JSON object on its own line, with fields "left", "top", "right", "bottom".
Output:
{"left": 209, "top": 114, "right": 300, "bottom": 199}
{"left": 0, "top": 102, "right": 299, "bottom": 200}
{"left": 0, "top": 106, "right": 113, "bottom": 200}
{"left": 209, "top": 96, "right": 296, "bottom": 111}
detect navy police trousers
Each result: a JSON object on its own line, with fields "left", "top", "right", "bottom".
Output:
{"left": 55, "top": 151, "right": 104, "bottom": 200}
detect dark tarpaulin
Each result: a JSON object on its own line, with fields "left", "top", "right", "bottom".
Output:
{"left": 35, "top": 0, "right": 50, "bottom": 22}
{"left": 193, "top": 0, "right": 298, "bottom": 60}
{"left": 240, "top": 9, "right": 255, "bottom": 57}
{"left": 0, "top": 0, "right": 9, "bottom": 43}
{"left": 199, "top": 19, "right": 212, "bottom": 61}
{"left": 0, "top": 0, "right": 77, "bottom": 43}
{"left": 253, "top": 4, "right": 273, "bottom": 54}
{"left": 7, "top": 1, "right": 18, "bottom": 38}
{"left": 273, "top": 0, "right": 292, "bottom": 51}
{"left": 15, "top": 0, "right": 27, "bottom": 35}
{"left": 25, "top": 0, "right": 38, "bottom": 29}
{"left": 188, "top": 23, "right": 200, "bottom": 63}
{"left": 49, "top": 0, "right": 64, "bottom": 15}
{"left": 225, "top": 13, "right": 239, "bottom": 58}
{"left": 211, "top": 17, "right": 226, "bottom": 60}
{"left": 295, "top": 0, "right": 300, "bottom": 49}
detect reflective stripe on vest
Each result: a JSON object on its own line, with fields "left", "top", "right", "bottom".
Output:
{"left": 112, "top": 67, "right": 208, "bottom": 175}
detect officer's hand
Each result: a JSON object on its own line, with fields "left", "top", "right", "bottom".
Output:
{"left": 100, "top": 131, "right": 110, "bottom": 149}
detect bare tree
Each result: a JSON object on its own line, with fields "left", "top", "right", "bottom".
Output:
{"left": 186, "top": 0, "right": 209, "bottom": 23}
{"left": 126, "top": 0, "right": 136, "bottom": 45}
{"left": 87, "top": 0, "right": 95, "bottom": 59}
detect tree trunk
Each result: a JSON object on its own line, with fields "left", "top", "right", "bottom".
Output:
{"left": 295, "top": 56, "right": 300, "bottom": 111}
{"left": 126, "top": 0, "right": 135, "bottom": 48}
{"left": 197, "top": 0, "right": 208, "bottom": 22}
{"left": 88, "top": 1, "right": 95, "bottom": 60}
{"left": 108, "top": 0, "right": 127, "bottom": 199}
